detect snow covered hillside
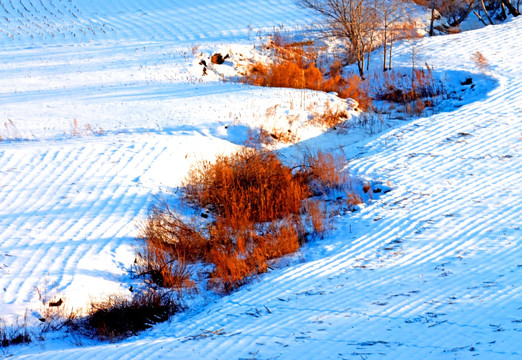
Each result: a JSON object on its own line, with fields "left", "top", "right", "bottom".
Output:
{"left": 0, "top": 0, "right": 521, "bottom": 358}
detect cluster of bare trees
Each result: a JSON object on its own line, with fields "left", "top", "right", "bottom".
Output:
{"left": 471, "top": 0, "right": 520, "bottom": 25}
{"left": 298, "top": 0, "right": 422, "bottom": 77}
{"left": 298, "top": 0, "right": 519, "bottom": 78}
{"left": 421, "top": 0, "right": 519, "bottom": 31}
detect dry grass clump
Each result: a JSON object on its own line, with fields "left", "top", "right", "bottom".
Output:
{"left": 470, "top": 51, "right": 489, "bottom": 73}
{"left": 300, "top": 151, "right": 349, "bottom": 195}
{"left": 185, "top": 148, "right": 308, "bottom": 225}
{"left": 373, "top": 67, "right": 443, "bottom": 115}
{"left": 311, "top": 103, "right": 349, "bottom": 130}
{"left": 184, "top": 148, "right": 310, "bottom": 292}
{"left": 135, "top": 204, "right": 203, "bottom": 290}
{"left": 243, "top": 34, "right": 372, "bottom": 110}
{"left": 33, "top": 282, "right": 181, "bottom": 341}
{"left": 85, "top": 290, "right": 180, "bottom": 341}
{"left": 0, "top": 319, "right": 31, "bottom": 348}
{"left": 246, "top": 127, "right": 300, "bottom": 148}
{"left": 206, "top": 220, "right": 301, "bottom": 293}
{"left": 136, "top": 148, "right": 351, "bottom": 293}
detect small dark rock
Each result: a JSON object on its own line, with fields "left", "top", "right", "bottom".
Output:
{"left": 461, "top": 77, "right": 473, "bottom": 86}
{"left": 211, "top": 53, "right": 229, "bottom": 65}
{"left": 48, "top": 298, "right": 63, "bottom": 307}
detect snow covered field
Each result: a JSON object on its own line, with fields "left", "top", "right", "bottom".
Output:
{"left": 0, "top": 0, "right": 521, "bottom": 358}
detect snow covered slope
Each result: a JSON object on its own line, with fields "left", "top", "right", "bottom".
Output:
{"left": 1, "top": 0, "right": 521, "bottom": 358}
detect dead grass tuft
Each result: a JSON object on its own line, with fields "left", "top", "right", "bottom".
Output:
{"left": 134, "top": 204, "right": 204, "bottom": 289}
{"left": 311, "top": 103, "right": 349, "bottom": 130}
{"left": 0, "top": 314, "right": 31, "bottom": 348}
{"left": 85, "top": 290, "right": 180, "bottom": 341}
{"left": 300, "top": 151, "right": 349, "bottom": 196}
{"left": 247, "top": 127, "right": 299, "bottom": 147}
{"left": 470, "top": 51, "right": 489, "bottom": 73}
{"left": 373, "top": 66, "right": 443, "bottom": 114}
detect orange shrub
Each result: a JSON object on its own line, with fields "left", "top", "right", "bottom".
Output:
{"left": 184, "top": 148, "right": 309, "bottom": 226}
{"left": 304, "top": 200, "right": 328, "bottom": 235}
{"left": 301, "top": 151, "right": 349, "bottom": 195}
{"left": 136, "top": 147, "right": 360, "bottom": 294}
{"left": 244, "top": 60, "right": 371, "bottom": 110}
{"left": 242, "top": 35, "right": 372, "bottom": 110}
{"left": 207, "top": 220, "right": 300, "bottom": 293}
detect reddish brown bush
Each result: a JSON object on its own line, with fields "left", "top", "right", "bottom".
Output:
{"left": 245, "top": 60, "right": 371, "bottom": 110}
{"left": 300, "top": 151, "right": 349, "bottom": 195}
{"left": 207, "top": 220, "right": 300, "bottom": 293}
{"left": 0, "top": 320, "right": 31, "bottom": 348}
{"left": 304, "top": 200, "right": 328, "bottom": 235}
{"left": 242, "top": 35, "right": 372, "bottom": 110}
{"left": 136, "top": 147, "right": 357, "bottom": 293}
{"left": 135, "top": 143, "right": 370, "bottom": 295}
{"left": 184, "top": 148, "right": 309, "bottom": 226}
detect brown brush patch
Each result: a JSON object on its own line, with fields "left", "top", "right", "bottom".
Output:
{"left": 135, "top": 147, "right": 358, "bottom": 293}
{"left": 311, "top": 103, "right": 349, "bottom": 130}
{"left": 242, "top": 33, "right": 372, "bottom": 110}
{"left": 85, "top": 290, "right": 180, "bottom": 340}
{"left": 184, "top": 148, "right": 309, "bottom": 225}
{"left": 373, "top": 67, "right": 443, "bottom": 114}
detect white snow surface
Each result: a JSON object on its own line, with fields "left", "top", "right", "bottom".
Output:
{"left": 0, "top": 0, "right": 521, "bottom": 359}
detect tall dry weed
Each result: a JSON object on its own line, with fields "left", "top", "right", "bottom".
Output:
{"left": 470, "top": 51, "right": 490, "bottom": 73}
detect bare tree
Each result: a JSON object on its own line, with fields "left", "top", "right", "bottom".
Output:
{"left": 479, "top": 0, "right": 495, "bottom": 24}
{"left": 426, "top": 0, "right": 443, "bottom": 35}
{"left": 298, "top": 0, "right": 374, "bottom": 78}
{"left": 366, "top": 0, "right": 380, "bottom": 71}
{"left": 440, "top": 0, "right": 476, "bottom": 27}
{"left": 501, "top": 0, "right": 520, "bottom": 15}
{"left": 376, "top": 0, "right": 404, "bottom": 71}
{"left": 473, "top": 0, "right": 518, "bottom": 25}
{"left": 415, "top": 0, "right": 477, "bottom": 32}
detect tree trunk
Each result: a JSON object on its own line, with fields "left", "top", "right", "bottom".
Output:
{"left": 473, "top": 10, "right": 489, "bottom": 26}
{"left": 383, "top": 13, "right": 388, "bottom": 71}
{"left": 429, "top": 7, "right": 436, "bottom": 36}
{"left": 357, "top": 56, "right": 365, "bottom": 79}
{"left": 367, "top": 35, "right": 373, "bottom": 71}
{"left": 383, "top": 36, "right": 387, "bottom": 71}
{"left": 411, "top": 42, "right": 416, "bottom": 84}
{"left": 501, "top": 2, "right": 507, "bottom": 19}
{"left": 357, "top": 38, "right": 365, "bottom": 78}
{"left": 501, "top": 0, "right": 520, "bottom": 16}
{"left": 480, "top": 0, "right": 495, "bottom": 24}
{"left": 448, "top": 0, "right": 476, "bottom": 27}
{"left": 388, "top": 32, "right": 393, "bottom": 70}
